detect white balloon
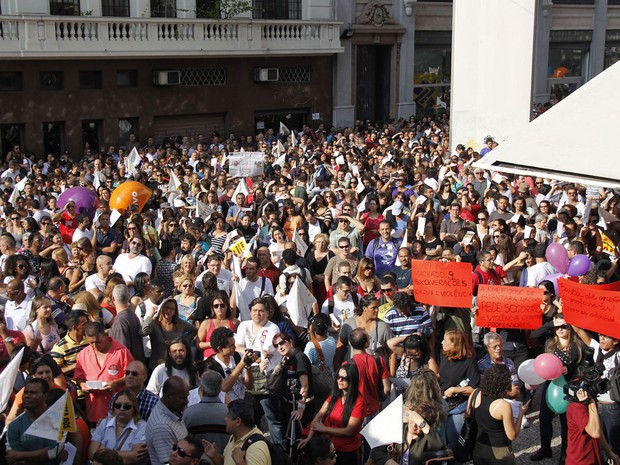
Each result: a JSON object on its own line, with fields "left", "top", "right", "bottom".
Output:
{"left": 518, "top": 359, "right": 545, "bottom": 385}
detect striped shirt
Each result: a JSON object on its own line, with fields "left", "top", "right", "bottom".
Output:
{"left": 146, "top": 401, "right": 188, "bottom": 465}
{"left": 384, "top": 306, "right": 432, "bottom": 337}
{"left": 50, "top": 333, "right": 89, "bottom": 376}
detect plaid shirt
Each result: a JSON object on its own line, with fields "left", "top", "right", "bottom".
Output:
{"left": 110, "top": 388, "right": 159, "bottom": 421}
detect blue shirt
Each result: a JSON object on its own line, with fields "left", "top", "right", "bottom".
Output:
{"left": 365, "top": 237, "right": 401, "bottom": 276}
{"left": 477, "top": 354, "right": 519, "bottom": 386}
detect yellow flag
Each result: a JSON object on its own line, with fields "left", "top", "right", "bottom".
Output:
{"left": 59, "top": 393, "right": 77, "bottom": 440}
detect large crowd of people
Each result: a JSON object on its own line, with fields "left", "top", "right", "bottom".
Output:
{"left": 0, "top": 115, "right": 618, "bottom": 465}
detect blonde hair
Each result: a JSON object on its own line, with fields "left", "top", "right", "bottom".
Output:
{"left": 74, "top": 291, "right": 101, "bottom": 320}
{"left": 52, "top": 248, "right": 69, "bottom": 267}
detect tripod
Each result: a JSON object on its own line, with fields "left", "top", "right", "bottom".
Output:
{"left": 284, "top": 379, "right": 304, "bottom": 457}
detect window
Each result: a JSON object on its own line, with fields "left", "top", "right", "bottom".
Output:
{"left": 79, "top": 70, "right": 103, "bottom": 90}
{"left": 414, "top": 31, "right": 451, "bottom": 117}
{"left": 119, "top": 118, "right": 138, "bottom": 146}
{"left": 50, "top": 0, "right": 80, "bottom": 15}
{"left": 82, "top": 120, "right": 102, "bottom": 152}
{"left": 117, "top": 70, "right": 138, "bottom": 88}
{"left": 253, "top": 0, "right": 301, "bottom": 20}
{"left": 40, "top": 71, "right": 64, "bottom": 91}
{"left": 0, "top": 72, "right": 23, "bottom": 91}
{"left": 196, "top": 0, "right": 220, "bottom": 18}
{"left": 102, "top": 0, "right": 129, "bottom": 16}
{"left": 0, "top": 124, "right": 24, "bottom": 160}
{"left": 151, "top": 0, "right": 177, "bottom": 18}
{"left": 43, "top": 122, "right": 65, "bottom": 157}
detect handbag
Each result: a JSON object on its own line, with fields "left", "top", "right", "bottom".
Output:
{"left": 311, "top": 340, "right": 334, "bottom": 396}
{"left": 266, "top": 357, "right": 288, "bottom": 398}
{"left": 453, "top": 389, "right": 481, "bottom": 463}
{"left": 248, "top": 364, "right": 270, "bottom": 396}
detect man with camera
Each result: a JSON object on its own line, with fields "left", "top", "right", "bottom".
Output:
{"left": 572, "top": 326, "right": 620, "bottom": 457}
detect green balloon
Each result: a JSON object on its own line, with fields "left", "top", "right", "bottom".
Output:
{"left": 546, "top": 375, "right": 569, "bottom": 414}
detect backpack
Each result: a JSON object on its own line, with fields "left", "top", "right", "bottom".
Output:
{"left": 241, "top": 433, "right": 295, "bottom": 465}
{"left": 372, "top": 354, "right": 389, "bottom": 402}
{"left": 472, "top": 269, "right": 500, "bottom": 296}
{"left": 327, "top": 292, "right": 359, "bottom": 316}
{"left": 369, "top": 237, "right": 400, "bottom": 256}
{"left": 607, "top": 353, "right": 620, "bottom": 403}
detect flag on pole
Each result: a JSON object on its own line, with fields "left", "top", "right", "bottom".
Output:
{"left": 292, "top": 227, "right": 308, "bottom": 257}
{"left": 9, "top": 176, "right": 27, "bottom": 207}
{"left": 286, "top": 277, "right": 316, "bottom": 328}
{"left": 291, "top": 130, "right": 297, "bottom": 148}
{"left": 276, "top": 140, "right": 286, "bottom": 154}
{"left": 126, "top": 147, "right": 140, "bottom": 176}
{"left": 233, "top": 178, "right": 249, "bottom": 198}
{"left": 360, "top": 395, "right": 403, "bottom": 449}
{"left": 394, "top": 228, "right": 408, "bottom": 266}
{"left": 0, "top": 347, "right": 24, "bottom": 412}
{"left": 25, "top": 390, "right": 76, "bottom": 441}
{"left": 232, "top": 255, "right": 251, "bottom": 321}
{"left": 93, "top": 171, "right": 101, "bottom": 190}
{"left": 279, "top": 122, "right": 290, "bottom": 136}
{"left": 168, "top": 170, "right": 182, "bottom": 193}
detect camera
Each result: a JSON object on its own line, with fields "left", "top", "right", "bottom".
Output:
{"left": 243, "top": 349, "right": 261, "bottom": 365}
{"left": 564, "top": 346, "right": 610, "bottom": 402}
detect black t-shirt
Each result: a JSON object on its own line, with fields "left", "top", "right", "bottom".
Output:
{"left": 283, "top": 349, "right": 314, "bottom": 399}
{"left": 439, "top": 355, "right": 480, "bottom": 406}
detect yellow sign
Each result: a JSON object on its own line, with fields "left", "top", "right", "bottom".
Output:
{"left": 59, "top": 394, "right": 76, "bottom": 440}
{"left": 378, "top": 302, "right": 393, "bottom": 321}
{"left": 229, "top": 237, "right": 247, "bottom": 257}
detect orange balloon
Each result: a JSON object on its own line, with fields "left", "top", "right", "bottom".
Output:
{"left": 109, "top": 181, "right": 153, "bottom": 213}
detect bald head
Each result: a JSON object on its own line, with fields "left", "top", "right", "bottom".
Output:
{"left": 6, "top": 279, "right": 24, "bottom": 301}
{"left": 161, "top": 376, "right": 189, "bottom": 413}
{"left": 96, "top": 254, "right": 113, "bottom": 276}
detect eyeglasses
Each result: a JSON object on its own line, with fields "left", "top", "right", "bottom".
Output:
{"left": 181, "top": 284, "right": 193, "bottom": 288}
{"left": 478, "top": 217, "right": 487, "bottom": 221}
{"left": 555, "top": 324, "right": 569, "bottom": 331}
{"left": 336, "top": 375, "right": 349, "bottom": 381}
{"left": 40, "top": 222, "right": 51, "bottom": 225}
{"left": 213, "top": 303, "right": 226, "bottom": 308}
{"left": 172, "top": 444, "right": 201, "bottom": 459}
{"left": 10, "top": 217, "right": 19, "bottom": 220}
{"left": 380, "top": 288, "right": 393, "bottom": 293}
{"left": 493, "top": 235, "right": 500, "bottom": 239}
{"left": 125, "top": 370, "right": 140, "bottom": 376}
{"left": 16, "top": 264, "right": 28, "bottom": 269}
{"left": 274, "top": 341, "right": 288, "bottom": 348}
{"left": 365, "top": 266, "right": 375, "bottom": 271}
{"left": 127, "top": 227, "right": 137, "bottom": 231}
{"left": 113, "top": 402, "right": 132, "bottom": 411}
{"left": 338, "top": 245, "right": 350, "bottom": 249}
{"left": 130, "top": 241, "right": 143, "bottom": 246}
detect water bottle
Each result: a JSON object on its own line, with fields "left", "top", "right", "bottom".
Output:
{"left": 458, "top": 378, "right": 470, "bottom": 388}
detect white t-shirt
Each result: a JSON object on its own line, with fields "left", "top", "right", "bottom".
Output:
{"left": 526, "top": 262, "right": 558, "bottom": 287}
{"left": 195, "top": 268, "right": 232, "bottom": 295}
{"left": 5, "top": 296, "right": 33, "bottom": 331}
{"left": 85, "top": 273, "right": 106, "bottom": 294}
{"left": 234, "top": 320, "right": 281, "bottom": 371}
{"left": 113, "top": 253, "right": 152, "bottom": 289}
{"left": 72, "top": 228, "right": 94, "bottom": 242}
{"left": 235, "top": 277, "right": 274, "bottom": 321}
{"left": 588, "top": 339, "right": 619, "bottom": 403}
{"left": 320, "top": 294, "right": 360, "bottom": 326}
{"left": 146, "top": 364, "right": 191, "bottom": 396}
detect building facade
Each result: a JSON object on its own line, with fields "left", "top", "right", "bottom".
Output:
{"left": 0, "top": 0, "right": 342, "bottom": 157}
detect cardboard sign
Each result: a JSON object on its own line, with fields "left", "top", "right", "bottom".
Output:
{"left": 411, "top": 260, "right": 473, "bottom": 308}
{"left": 558, "top": 278, "right": 620, "bottom": 339}
{"left": 476, "top": 285, "right": 544, "bottom": 329}
{"left": 229, "top": 152, "right": 264, "bottom": 177}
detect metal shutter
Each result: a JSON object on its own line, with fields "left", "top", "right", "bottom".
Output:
{"left": 152, "top": 113, "right": 226, "bottom": 145}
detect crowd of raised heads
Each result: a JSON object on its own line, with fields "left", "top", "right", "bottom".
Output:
{"left": 0, "top": 113, "right": 618, "bottom": 465}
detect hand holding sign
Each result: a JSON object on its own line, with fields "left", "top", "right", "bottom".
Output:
{"left": 476, "top": 285, "right": 544, "bottom": 330}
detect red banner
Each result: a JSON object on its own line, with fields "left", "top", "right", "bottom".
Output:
{"left": 476, "top": 285, "right": 544, "bottom": 330}
{"left": 558, "top": 278, "right": 620, "bottom": 339}
{"left": 411, "top": 260, "right": 473, "bottom": 308}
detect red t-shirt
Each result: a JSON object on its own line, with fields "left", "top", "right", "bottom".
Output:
{"left": 324, "top": 394, "right": 366, "bottom": 452}
{"left": 0, "top": 330, "right": 26, "bottom": 360}
{"left": 352, "top": 353, "right": 388, "bottom": 416}
{"left": 566, "top": 402, "right": 601, "bottom": 465}
{"left": 59, "top": 211, "right": 78, "bottom": 244}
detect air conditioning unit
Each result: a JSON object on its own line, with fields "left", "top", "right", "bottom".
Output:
{"left": 254, "top": 68, "right": 279, "bottom": 82}
{"left": 153, "top": 70, "right": 181, "bottom": 86}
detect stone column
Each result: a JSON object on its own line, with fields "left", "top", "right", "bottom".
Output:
{"left": 332, "top": 0, "right": 356, "bottom": 128}
{"left": 532, "top": 0, "right": 552, "bottom": 103}
{"left": 392, "top": 0, "right": 416, "bottom": 119}
{"left": 590, "top": 0, "right": 608, "bottom": 79}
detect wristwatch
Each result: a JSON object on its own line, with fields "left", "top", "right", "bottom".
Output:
{"left": 4, "top": 337, "right": 14, "bottom": 343}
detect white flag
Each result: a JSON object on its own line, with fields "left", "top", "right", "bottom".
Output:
{"left": 25, "top": 390, "right": 75, "bottom": 441}
{"left": 276, "top": 140, "right": 286, "bottom": 155}
{"left": 126, "top": 147, "right": 140, "bottom": 176}
{"left": 292, "top": 227, "right": 308, "bottom": 257}
{"left": 109, "top": 209, "right": 122, "bottom": 227}
{"left": 9, "top": 177, "right": 27, "bottom": 207}
{"left": 436, "top": 96, "right": 447, "bottom": 109}
{"left": 394, "top": 228, "right": 408, "bottom": 266}
{"left": 279, "top": 122, "right": 290, "bottom": 136}
{"left": 291, "top": 131, "right": 297, "bottom": 148}
{"left": 168, "top": 170, "right": 181, "bottom": 193}
{"left": 286, "top": 277, "right": 316, "bottom": 328}
{"left": 195, "top": 199, "right": 213, "bottom": 221}
{"left": 360, "top": 395, "right": 403, "bottom": 449}
{"left": 0, "top": 347, "right": 24, "bottom": 412}
{"left": 93, "top": 171, "right": 101, "bottom": 190}
{"left": 232, "top": 255, "right": 251, "bottom": 322}
{"left": 274, "top": 152, "right": 286, "bottom": 168}
{"left": 233, "top": 178, "right": 250, "bottom": 198}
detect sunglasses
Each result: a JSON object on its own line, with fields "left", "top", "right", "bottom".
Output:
{"left": 338, "top": 245, "right": 350, "bottom": 249}
{"left": 213, "top": 303, "right": 226, "bottom": 308}
{"left": 11, "top": 217, "right": 19, "bottom": 220}
{"left": 113, "top": 402, "right": 132, "bottom": 411}
{"left": 336, "top": 375, "right": 349, "bottom": 381}
{"left": 274, "top": 341, "right": 288, "bottom": 348}
{"left": 555, "top": 324, "right": 569, "bottom": 331}
{"left": 172, "top": 444, "right": 201, "bottom": 459}
{"left": 131, "top": 241, "right": 143, "bottom": 246}
{"left": 127, "top": 227, "right": 137, "bottom": 231}
{"left": 16, "top": 264, "right": 28, "bottom": 269}
{"left": 125, "top": 370, "right": 140, "bottom": 376}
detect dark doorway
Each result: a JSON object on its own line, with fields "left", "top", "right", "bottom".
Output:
{"left": 255, "top": 109, "right": 308, "bottom": 138}
{"left": 356, "top": 45, "right": 392, "bottom": 123}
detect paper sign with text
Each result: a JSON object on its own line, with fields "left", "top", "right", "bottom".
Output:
{"left": 476, "top": 285, "right": 544, "bottom": 329}
{"left": 229, "top": 152, "right": 264, "bottom": 177}
{"left": 558, "top": 278, "right": 620, "bottom": 339}
{"left": 411, "top": 260, "right": 473, "bottom": 308}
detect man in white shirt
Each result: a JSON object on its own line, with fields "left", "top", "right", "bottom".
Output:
{"left": 85, "top": 255, "right": 114, "bottom": 299}
{"left": 4, "top": 279, "right": 33, "bottom": 331}
{"left": 113, "top": 236, "right": 152, "bottom": 294}
{"left": 320, "top": 276, "right": 360, "bottom": 329}
{"left": 72, "top": 214, "right": 94, "bottom": 242}
{"left": 195, "top": 255, "right": 231, "bottom": 296}
{"left": 231, "top": 257, "right": 274, "bottom": 321}
{"left": 526, "top": 243, "right": 559, "bottom": 287}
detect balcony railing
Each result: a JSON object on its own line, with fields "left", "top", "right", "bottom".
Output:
{"left": 0, "top": 15, "right": 343, "bottom": 57}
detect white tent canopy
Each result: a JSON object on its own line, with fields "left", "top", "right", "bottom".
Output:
{"left": 474, "top": 60, "right": 620, "bottom": 188}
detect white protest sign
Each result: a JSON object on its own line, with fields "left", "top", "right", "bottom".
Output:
{"left": 229, "top": 152, "right": 264, "bottom": 177}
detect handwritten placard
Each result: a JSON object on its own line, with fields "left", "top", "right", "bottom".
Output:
{"left": 558, "top": 278, "right": 620, "bottom": 339}
{"left": 476, "top": 285, "right": 544, "bottom": 329}
{"left": 410, "top": 260, "right": 473, "bottom": 308}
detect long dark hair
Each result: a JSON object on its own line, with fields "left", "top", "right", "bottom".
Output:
{"left": 164, "top": 337, "right": 196, "bottom": 388}
{"left": 325, "top": 362, "right": 359, "bottom": 426}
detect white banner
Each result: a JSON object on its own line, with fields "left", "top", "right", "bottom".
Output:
{"left": 229, "top": 152, "right": 264, "bottom": 177}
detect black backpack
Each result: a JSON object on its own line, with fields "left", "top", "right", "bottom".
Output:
{"left": 607, "top": 353, "right": 620, "bottom": 402}
{"left": 241, "top": 433, "right": 295, "bottom": 465}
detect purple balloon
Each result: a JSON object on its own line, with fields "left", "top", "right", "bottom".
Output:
{"left": 546, "top": 242, "right": 569, "bottom": 274}
{"left": 58, "top": 187, "right": 100, "bottom": 221}
{"left": 545, "top": 273, "right": 564, "bottom": 295}
{"left": 568, "top": 254, "right": 591, "bottom": 277}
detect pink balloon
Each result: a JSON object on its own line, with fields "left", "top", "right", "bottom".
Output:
{"left": 546, "top": 243, "right": 569, "bottom": 274}
{"left": 568, "top": 254, "right": 591, "bottom": 277}
{"left": 58, "top": 187, "right": 100, "bottom": 221}
{"left": 534, "top": 353, "right": 564, "bottom": 380}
